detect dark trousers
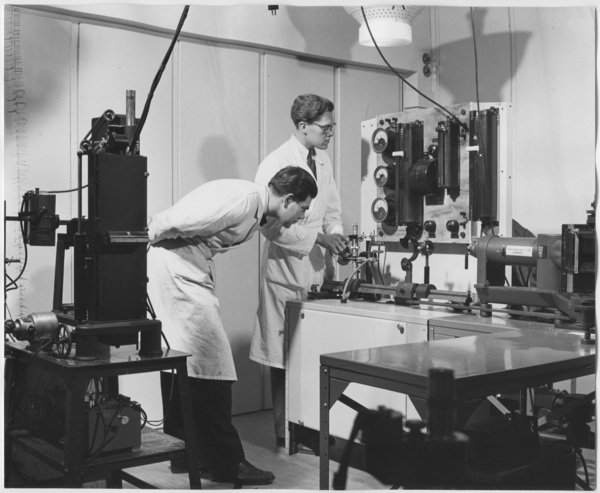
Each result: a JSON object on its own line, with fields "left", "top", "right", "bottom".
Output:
{"left": 160, "top": 371, "right": 245, "bottom": 468}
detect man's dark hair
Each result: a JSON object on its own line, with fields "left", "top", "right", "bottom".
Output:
{"left": 269, "top": 166, "right": 318, "bottom": 202}
{"left": 290, "top": 94, "right": 334, "bottom": 127}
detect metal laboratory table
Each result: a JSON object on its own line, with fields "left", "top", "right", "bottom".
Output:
{"left": 318, "top": 328, "right": 596, "bottom": 489}
{"left": 5, "top": 341, "right": 201, "bottom": 489}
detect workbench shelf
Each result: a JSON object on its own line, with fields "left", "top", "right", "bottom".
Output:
{"left": 4, "top": 341, "right": 201, "bottom": 489}
{"left": 7, "top": 428, "right": 186, "bottom": 487}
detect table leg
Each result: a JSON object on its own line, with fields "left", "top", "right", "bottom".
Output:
{"left": 319, "top": 365, "right": 330, "bottom": 490}
{"left": 176, "top": 362, "right": 202, "bottom": 489}
{"left": 63, "top": 374, "right": 88, "bottom": 487}
{"left": 519, "top": 388, "right": 534, "bottom": 415}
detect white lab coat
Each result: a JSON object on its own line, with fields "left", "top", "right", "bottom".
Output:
{"left": 147, "top": 179, "right": 268, "bottom": 380}
{"left": 249, "top": 135, "right": 344, "bottom": 369}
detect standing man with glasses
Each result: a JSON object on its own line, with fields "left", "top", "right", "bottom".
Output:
{"left": 250, "top": 94, "right": 348, "bottom": 448}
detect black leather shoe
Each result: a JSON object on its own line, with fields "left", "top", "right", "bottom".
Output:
{"left": 202, "top": 460, "right": 275, "bottom": 485}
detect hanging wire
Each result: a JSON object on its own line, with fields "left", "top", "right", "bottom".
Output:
{"left": 5, "top": 194, "right": 30, "bottom": 292}
{"left": 360, "top": 6, "right": 468, "bottom": 132}
{"left": 42, "top": 185, "right": 88, "bottom": 194}
{"left": 128, "top": 5, "right": 190, "bottom": 154}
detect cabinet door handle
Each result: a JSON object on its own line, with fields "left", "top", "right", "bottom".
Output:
{"left": 397, "top": 323, "right": 404, "bottom": 334}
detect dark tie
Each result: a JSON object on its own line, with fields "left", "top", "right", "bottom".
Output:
{"left": 307, "top": 148, "right": 317, "bottom": 177}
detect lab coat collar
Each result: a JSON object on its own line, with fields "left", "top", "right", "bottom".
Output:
{"left": 290, "top": 133, "right": 314, "bottom": 162}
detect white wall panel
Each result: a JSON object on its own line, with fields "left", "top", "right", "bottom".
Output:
{"left": 178, "top": 42, "right": 262, "bottom": 414}
{"left": 4, "top": 10, "right": 73, "bottom": 318}
{"left": 177, "top": 43, "right": 260, "bottom": 187}
{"left": 509, "top": 7, "right": 595, "bottom": 233}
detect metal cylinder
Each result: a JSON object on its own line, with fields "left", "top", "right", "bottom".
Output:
{"left": 469, "top": 235, "right": 542, "bottom": 266}
{"left": 14, "top": 312, "right": 59, "bottom": 340}
{"left": 125, "top": 90, "right": 136, "bottom": 127}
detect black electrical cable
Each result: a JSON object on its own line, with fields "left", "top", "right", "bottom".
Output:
{"left": 469, "top": 7, "right": 481, "bottom": 113}
{"left": 5, "top": 194, "right": 29, "bottom": 292}
{"left": 360, "top": 6, "right": 468, "bottom": 132}
{"left": 128, "top": 5, "right": 190, "bottom": 153}
{"left": 146, "top": 293, "right": 157, "bottom": 320}
{"left": 42, "top": 184, "right": 88, "bottom": 194}
{"left": 87, "top": 401, "right": 123, "bottom": 460}
{"left": 575, "top": 447, "right": 591, "bottom": 490}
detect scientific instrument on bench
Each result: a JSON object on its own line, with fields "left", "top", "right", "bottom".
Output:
{"left": 467, "top": 208, "right": 596, "bottom": 341}
{"left": 5, "top": 6, "right": 189, "bottom": 361}
{"left": 4, "top": 10, "right": 190, "bottom": 481}
{"left": 4, "top": 311, "right": 71, "bottom": 357}
{"left": 5, "top": 91, "right": 161, "bottom": 360}
{"left": 317, "top": 102, "right": 594, "bottom": 338}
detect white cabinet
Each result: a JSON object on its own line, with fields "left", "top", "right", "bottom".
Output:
{"left": 285, "top": 300, "right": 447, "bottom": 445}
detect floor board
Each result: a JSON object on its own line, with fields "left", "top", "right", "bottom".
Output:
{"left": 123, "top": 410, "right": 595, "bottom": 490}
{"left": 122, "top": 410, "right": 382, "bottom": 490}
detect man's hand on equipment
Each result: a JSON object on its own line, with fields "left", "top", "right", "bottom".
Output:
{"left": 316, "top": 232, "right": 349, "bottom": 255}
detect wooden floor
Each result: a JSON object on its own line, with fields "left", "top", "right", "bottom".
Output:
{"left": 123, "top": 409, "right": 596, "bottom": 490}
{"left": 122, "top": 409, "right": 382, "bottom": 490}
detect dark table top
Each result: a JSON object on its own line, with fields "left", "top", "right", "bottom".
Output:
{"left": 321, "top": 328, "right": 596, "bottom": 401}
{"left": 5, "top": 340, "right": 190, "bottom": 375}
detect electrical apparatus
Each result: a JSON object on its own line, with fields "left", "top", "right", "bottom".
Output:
{"left": 53, "top": 94, "right": 162, "bottom": 359}
{"left": 4, "top": 311, "right": 71, "bottom": 357}
{"left": 329, "top": 102, "right": 596, "bottom": 338}
{"left": 7, "top": 361, "right": 143, "bottom": 456}
{"left": 5, "top": 91, "right": 162, "bottom": 360}
{"left": 4, "top": 10, "right": 192, "bottom": 486}
{"left": 5, "top": 6, "right": 189, "bottom": 360}
{"left": 361, "top": 102, "right": 511, "bottom": 250}
{"left": 88, "top": 395, "right": 142, "bottom": 455}
{"left": 468, "top": 206, "right": 596, "bottom": 340}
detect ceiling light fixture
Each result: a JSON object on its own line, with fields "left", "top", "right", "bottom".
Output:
{"left": 345, "top": 5, "right": 424, "bottom": 47}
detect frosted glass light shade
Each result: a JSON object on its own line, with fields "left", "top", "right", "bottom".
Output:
{"left": 345, "top": 5, "right": 424, "bottom": 47}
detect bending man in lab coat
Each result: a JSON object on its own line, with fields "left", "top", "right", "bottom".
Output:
{"left": 147, "top": 166, "right": 317, "bottom": 485}
{"left": 250, "top": 94, "right": 348, "bottom": 446}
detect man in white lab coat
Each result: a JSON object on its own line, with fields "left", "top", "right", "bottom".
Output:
{"left": 249, "top": 94, "right": 348, "bottom": 446}
{"left": 147, "top": 166, "right": 317, "bottom": 485}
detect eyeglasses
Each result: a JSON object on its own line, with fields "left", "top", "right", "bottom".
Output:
{"left": 310, "top": 122, "right": 336, "bottom": 134}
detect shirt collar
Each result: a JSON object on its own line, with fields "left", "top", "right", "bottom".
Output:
{"left": 291, "top": 134, "right": 313, "bottom": 160}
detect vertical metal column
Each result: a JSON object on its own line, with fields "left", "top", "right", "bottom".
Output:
{"left": 319, "top": 365, "right": 330, "bottom": 489}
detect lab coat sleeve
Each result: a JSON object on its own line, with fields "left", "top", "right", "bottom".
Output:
{"left": 260, "top": 217, "right": 319, "bottom": 255}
